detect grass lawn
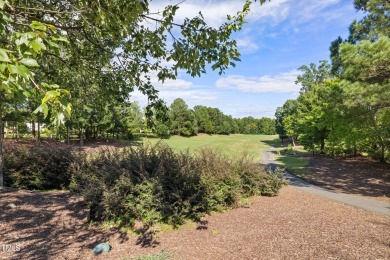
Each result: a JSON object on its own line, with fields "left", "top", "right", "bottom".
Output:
{"left": 267, "top": 139, "right": 310, "bottom": 176}
{"left": 275, "top": 152, "right": 309, "bottom": 176}
{"left": 144, "top": 134, "right": 310, "bottom": 174}
{"left": 143, "top": 134, "right": 278, "bottom": 162}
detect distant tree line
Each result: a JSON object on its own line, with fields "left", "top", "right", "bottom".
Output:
{"left": 3, "top": 96, "right": 276, "bottom": 142}
{"left": 154, "top": 98, "right": 276, "bottom": 137}
{"left": 276, "top": 0, "right": 390, "bottom": 162}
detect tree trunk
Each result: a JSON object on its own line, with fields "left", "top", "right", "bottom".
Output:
{"left": 380, "top": 143, "right": 385, "bottom": 163}
{"left": 32, "top": 120, "right": 36, "bottom": 139}
{"left": 79, "top": 128, "right": 83, "bottom": 146}
{"left": 66, "top": 124, "right": 70, "bottom": 145}
{"left": 16, "top": 124, "right": 19, "bottom": 140}
{"left": 320, "top": 138, "right": 325, "bottom": 153}
{"left": 37, "top": 119, "right": 41, "bottom": 144}
{"left": 291, "top": 136, "right": 296, "bottom": 147}
{"left": 85, "top": 127, "right": 91, "bottom": 141}
{"left": 93, "top": 127, "right": 97, "bottom": 140}
{"left": 0, "top": 94, "right": 4, "bottom": 189}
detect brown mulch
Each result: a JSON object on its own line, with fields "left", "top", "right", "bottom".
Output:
{"left": 299, "top": 156, "right": 390, "bottom": 202}
{"left": 1, "top": 187, "right": 389, "bottom": 260}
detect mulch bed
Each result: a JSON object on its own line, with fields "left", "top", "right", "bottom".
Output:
{"left": 1, "top": 187, "right": 389, "bottom": 260}
{"left": 299, "top": 156, "right": 390, "bottom": 202}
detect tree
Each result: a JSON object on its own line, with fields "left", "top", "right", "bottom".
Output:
{"left": 296, "top": 60, "right": 331, "bottom": 92}
{"left": 169, "top": 98, "right": 197, "bottom": 136}
{"left": 194, "top": 105, "right": 213, "bottom": 133}
{"left": 349, "top": 0, "right": 390, "bottom": 42}
{"left": 257, "top": 117, "right": 276, "bottom": 135}
{"left": 275, "top": 99, "right": 298, "bottom": 145}
{"left": 0, "top": 0, "right": 270, "bottom": 188}
{"left": 330, "top": 0, "right": 389, "bottom": 73}
{"left": 338, "top": 36, "right": 390, "bottom": 161}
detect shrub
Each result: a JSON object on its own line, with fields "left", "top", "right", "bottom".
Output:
{"left": 70, "top": 144, "right": 286, "bottom": 227}
{"left": 4, "top": 144, "right": 77, "bottom": 190}
{"left": 4, "top": 141, "right": 287, "bottom": 228}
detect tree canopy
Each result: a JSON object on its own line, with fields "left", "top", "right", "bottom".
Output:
{"left": 276, "top": 0, "right": 390, "bottom": 162}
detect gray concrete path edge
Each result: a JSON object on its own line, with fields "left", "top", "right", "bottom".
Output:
{"left": 262, "top": 149, "right": 390, "bottom": 217}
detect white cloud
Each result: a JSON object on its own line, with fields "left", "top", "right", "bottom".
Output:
{"left": 148, "top": 0, "right": 291, "bottom": 28}
{"left": 216, "top": 70, "right": 301, "bottom": 93}
{"left": 147, "top": 0, "right": 347, "bottom": 34}
{"left": 151, "top": 77, "right": 193, "bottom": 91}
{"left": 236, "top": 37, "right": 260, "bottom": 54}
{"left": 247, "top": 0, "right": 290, "bottom": 25}
{"left": 224, "top": 103, "right": 276, "bottom": 118}
{"left": 293, "top": 0, "right": 341, "bottom": 23}
{"left": 131, "top": 89, "right": 218, "bottom": 108}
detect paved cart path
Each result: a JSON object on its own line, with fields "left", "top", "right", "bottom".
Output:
{"left": 262, "top": 149, "right": 390, "bottom": 216}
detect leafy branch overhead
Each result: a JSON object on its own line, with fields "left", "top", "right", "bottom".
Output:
{"left": 0, "top": 0, "right": 268, "bottom": 126}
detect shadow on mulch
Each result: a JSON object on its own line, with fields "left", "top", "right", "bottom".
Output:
{"left": 300, "top": 156, "right": 390, "bottom": 200}
{"left": 0, "top": 190, "right": 129, "bottom": 260}
{"left": 135, "top": 226, "right": 160, "bottom": 248}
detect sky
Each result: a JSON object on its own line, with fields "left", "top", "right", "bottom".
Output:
{"left": 132, "top": 0, "right": 363, "bottom": 118}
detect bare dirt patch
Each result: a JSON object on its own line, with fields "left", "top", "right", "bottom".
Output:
{"left": 300, "top": 156, "right": 390, "bottom": 202}
{"left": 1, "top": 187, "right": 389, "bottom": 260}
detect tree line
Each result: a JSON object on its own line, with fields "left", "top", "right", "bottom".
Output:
{"left": 275, "top": 0, "right": 390, "bottom": 162}
{"left": 155, "top": 98, "right": 276, "bottom": 137}
{"left": 4, "top": 97, "right": 276, "bottom": 141}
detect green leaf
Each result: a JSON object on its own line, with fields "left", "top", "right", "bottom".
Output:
{"left": 23, "top": 90, "right": 31, "bottom": 98}
{"left": 33, "top": 103, "right": 49, "bottom": 118}
{"left": 0, "top": 48, "right": 10, "bottom": 62}
{"left": 51, "top": 35, "right": 69, "bottom": 43}
{"left": 31, "top": 38, "right": 46, "bottom": 53}
{"left": 7, "top": 64, "right": 18, "bottom": 74}
{"left": 16, "top": 65, "right": 31, "bottom": 80}
{"left": 66, "top": 103, "right": 72, "bottom": 116}
{"left": 42, "top": 90, "right": 61, "bottom": 104}
{"left": 20, "top": 58, "right": 39, "bottom": 67}
{"left": 0, "top": 0, "right": 5, "bottom": 10}
{"left": 30, "top": 21, "right": 46, "bottom": 31}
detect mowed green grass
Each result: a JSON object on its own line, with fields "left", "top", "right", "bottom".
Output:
{"left": 266, "top": 138, "right": 310, "bottom": 176}
{"left": 143, "top": 134, "right": 278, "bottom": 162}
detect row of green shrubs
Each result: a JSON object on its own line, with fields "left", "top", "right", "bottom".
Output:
{"left": 4, "top": 144, "right": 75, "bottom": 190}
{"left": 4, "top": 144, "right": 286, "bottom": 227}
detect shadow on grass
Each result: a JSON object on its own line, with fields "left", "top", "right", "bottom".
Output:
{"left": 260, "top": 138, "right": 288, "bottom": 148}
{"left": 275, "top": 155, "right": 310, "bottom": 176}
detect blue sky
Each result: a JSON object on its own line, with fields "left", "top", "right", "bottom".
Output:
{"left": 133, "top": 0, "right": 362, "bottom": 118}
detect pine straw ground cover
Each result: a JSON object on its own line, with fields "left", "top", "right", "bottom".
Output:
{"left": 1, "top": 186, "right": 389, "bottom": 260}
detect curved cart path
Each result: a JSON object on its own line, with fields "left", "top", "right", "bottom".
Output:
{"left": 262, "top": 149, "right": 390, "bottom": 216}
